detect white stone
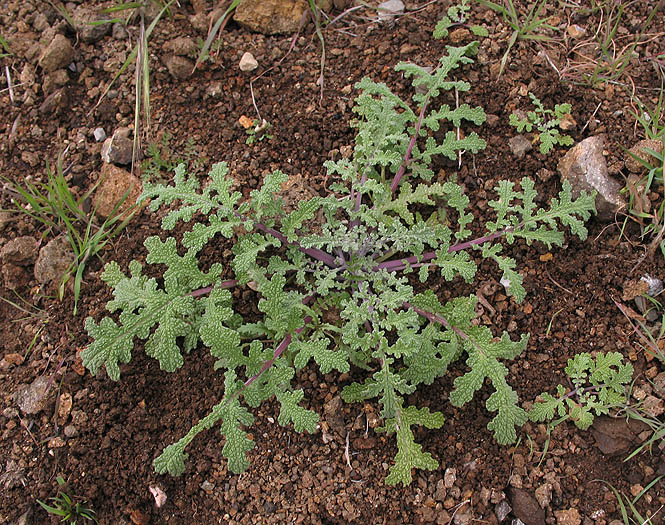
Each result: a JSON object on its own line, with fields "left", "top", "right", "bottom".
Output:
{"left": 93, "top": 127, "right": 106, "bottom": 142}
{"left": 239, "top": 52, "right": 258, "bottom": 72}
{"left": 378, "top": 0, "right": 404, "bottom": 21}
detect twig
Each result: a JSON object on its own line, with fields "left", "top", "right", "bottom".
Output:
{"left": 4, "top": 65, "right": 15, "bottom": 103}
{"left": 344, "top": 431, "right": 352, "bottom": 470}
{"left": 536, "top": 43, "right": 561, "bottom": 78}
{"left": 19, "top": 417, "right": 40, "bottom": 447}
{"left": 249, "top": 80, "right": 262, "bottom": 123}
{"left": 545, "top": 271, "right": 573, "bottom": 295}
{"left": 0, "top": 81, "right": 27, "bottom": 94}
{"left": 580, "top": 101, "right": 602, "bottom": 134}
{"left": 7, "top": 115, "right": 20, "bottom": 150}
{"left": 449, "top": 499, "right": 472, "bottom": 522}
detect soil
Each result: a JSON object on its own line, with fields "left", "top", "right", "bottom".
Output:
{"left": 1, "top": 1, "right": 665, "bottom": 524}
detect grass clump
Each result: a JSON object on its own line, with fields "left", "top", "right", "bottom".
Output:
{"left": 37, "top": 476, "right": 98, "bottom": 524}
{"left": 2, "top": 158, "right": 135, "bottom": 314}
{"left": 623, "top": 87, "right": 665, "bottom": 257}
{"left": 475, "top": 0, "right": 556, "bottom": 78}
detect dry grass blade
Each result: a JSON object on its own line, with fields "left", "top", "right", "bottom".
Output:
{"left": 133, "top": 11, "right": 147, "bottom": 175}
{"left": 88, "top": 0, "right": 175, "bottom": 119}
{"left": 307, "top": 0, "right": 326, "bottom": 104}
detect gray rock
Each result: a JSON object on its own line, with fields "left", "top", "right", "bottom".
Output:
{"left": 508, "top": 135, "right": 533, "bottom": 159}
{"left": 0, "top": 211, "right": 11, "bottom": 232}
{"left": 14, "top": 376, "right": 52, "bottom": 415}
{"left": 239, "top": 51, "right": 259, "bottom": 72}
{"left": 1, "top": 236, "right": 37, "bottom": 265}
{"left": 625, "top": 139, "right": 663, "bottom": 173}
{"left": 534, "top": 482, "right": 552, "bottom": 508}
{"left": 557, "top": 135, "right": 625, "bottom": 221}
{"left": 33, "top": 12, "right": 50, "bottom": 32}
{"left": 453, "top": 511, "right": 472, "bottom": 525}
{"left": 38, "top": 34, "right": 74, "bottom": 73}
{"left": 73, "top": 6, "right": 112, "bottom": 43}
{"left": 64, "top": 424, "right": 79, "bottom": 438}
{"left": 378, "top": 0, "right": 405, "bottom": 21}
{"left": 101, "top": 131, "right": 134, "bottom": 165}
{"left": 444, "top": 467, "right": 456, "bottom": 488}
{"left": 112, "top": 23, "right": 128, "bottom": 40}
{"left": 234, "top": 0, "right": 311, "bottom": 35}
{"left": 42, "top": 68, "right": 69, "bottom": 95}
{"left": 39, "top": 88, "right": 69, "bottom": 116}
{"left": 34, "top": 236, "right": 74, "bottom": 286}
{"left": 162, "top": 54, "right": 193, "bottom": 80}
{"left": 200, "top": 480, "right": 215, "bottom": 492}
{"left": 163, "top": 36, "right": 198, "bottom": 56}
{"left": 94, "top": 163, "right": 142, "bottom": 219}
{"left": 205, "top": 81, "right": 223, "bottom": 98}
{"left": 495, "top": 500, "right": 511, "bottom": 522}
{"left": 114, "top": 127, "right": 132, "bottom": 140}
{"left": 323, "top": 395, "right": 345, "bottom": 436}
{"left": 507, "top": 487, "right": 545, "bottom": 525}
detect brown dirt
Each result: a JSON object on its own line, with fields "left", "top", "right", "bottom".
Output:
{"left": 1, "top": 1, "right": 664, "bottom": 524}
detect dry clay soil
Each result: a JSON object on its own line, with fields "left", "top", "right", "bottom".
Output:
{"left": 1, "top": 1, "right": 665, "bottom": 524}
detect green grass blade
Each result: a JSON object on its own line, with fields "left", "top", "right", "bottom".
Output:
{"left": 595, "top": 480, "right": 630, "bottom": 524}
{"left": 101, "top": 2, "right": 144, "bottom": 13}
{"left": 193, "top": 0, "right": 242, "bottom": 72}
{"left": 48, "top": 1, "right": 76, "bottom": 29}
{"left": 0, "top": 34, "right": 12, "bottom": 55}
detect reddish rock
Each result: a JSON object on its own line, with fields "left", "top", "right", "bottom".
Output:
{"left": 94, "top": 163, "right": 143, "bottom": 219}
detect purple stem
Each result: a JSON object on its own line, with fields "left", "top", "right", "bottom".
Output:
{"left": 232, "top": 210, "right": 337, "bottom": 268}
{"left": 242, "top": 315, "right": 312, "bottom": 389}
{"left": 354, "top": 173, "right": 367, "bottom": 213}
{"left": 348, "top": 172, "right": 368, "bottom": 231}
{"left": 235, "top": 293, "right": 316, "bottom": 396}
{"left": 377, "top": 252, "right": 436, "bottom": 273}
{"left": 404, "top": 302, "right": 469, "bottom": 340}
{"left": 376, "top": 225, "right": 518, "bottom": 273}
{"left": 188, "top": 279, "right": 239, "bottom": 298}
{"left": 390, "top": 97, "right": 430, "bottom": 194}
